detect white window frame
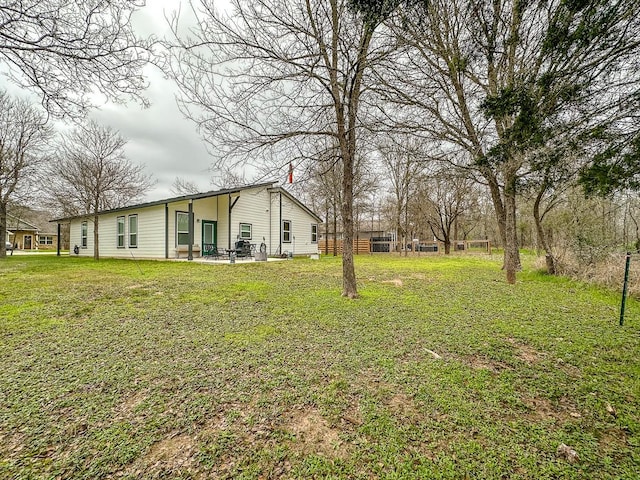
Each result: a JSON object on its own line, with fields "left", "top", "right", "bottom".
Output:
{"left": 128, "top": 215, "right": 138, "bottom": 248}
{"left": 176, "top": 211, "right": 190, "bottom": 246}
{"left": 40, "top": 235, "right": 53, "bottom": 245}
{"left": 283, "top": 220, "right": 292, "bottom": 243}
{"left": 81, "top": 221, "right": 88, "bottom": 248}
{"left": 117, "top": 216, "right": 125, "bottom": 248}
{"left": 239, "top": 222, "right": 252, "bottom": 240}
{"left": 311, "top": 224, "right": 318, "bottom": 243}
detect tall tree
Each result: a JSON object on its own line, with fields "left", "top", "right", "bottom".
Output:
{"left": 48, "top": 121, "right": 153, "bottom": 260}
{"left": 0, "top": 91, "right": 52, "bottom": 258}
{"left": 166, "top": 0, "right": 394, "bottom": 298}
{"left": 0, "top": 0, "right": 151, "bottom": 118}
{"left": 356, "top": 0, "right": 640, "bottom": 283}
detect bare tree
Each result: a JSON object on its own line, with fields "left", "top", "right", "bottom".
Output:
{"left": 210, "top": 168, "right": 249, "bottom": 190}
{"left": 378, "top": 137, "right": 425, "bottom": 255}
{"left": 48, "top": 121, "right": 154, "bottom": 259}
{"left": 0, "top": 0, "right": 152, "bottom": 118}
{"left": 357, "top": 0, "right": 640, "bottom": 284}
{"left": 166, "top": 0, "right": 394, "bottom": 298}
{"left": 418, "top": 167, "right": 475, "bottom": 254}
{"left": 0, "top": 91, "right": 53, "bottom": 258}
{"left": 171, "top": 177, "right": 202, "bottom": 196}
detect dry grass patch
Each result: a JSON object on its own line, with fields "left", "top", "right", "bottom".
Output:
{"left": 284, "top": 407, "right": 351, "bottom": 460}
{"left": 117, "top": 432, "right": 198, "bottom": 479}
{"left": 520, "top": 395, "right": 581, "bottom": 422}
{"left": 507, "top": 337, "right": 545, "bottom": 364}
{"left": 463, "top": 354, "right": 511, "bottom": 373}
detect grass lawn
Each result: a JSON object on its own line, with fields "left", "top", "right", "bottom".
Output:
{"left": 0, "top": 254, "right": 638, "bottom": 479}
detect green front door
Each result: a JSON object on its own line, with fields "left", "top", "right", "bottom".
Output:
{"left": 202, "top": 221, "right": 217, "bottom": 246}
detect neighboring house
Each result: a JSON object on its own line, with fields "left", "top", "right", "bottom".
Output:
{"left": 7, "top": 211, "right": 62, "bottom": 251}
{"left": 51, "top": 182, "right": 323, "bottom": 259}
{"left": 5, "top": 214, "right": 60, "bottom": 250}
{"left": 6, "top": 215, "right": 38, "bottom": 250}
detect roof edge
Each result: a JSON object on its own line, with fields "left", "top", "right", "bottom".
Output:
{"left": 51, "top": 181, "right": 278, "bottom": 223}
{"left": 268, "top": 187, "right": 323, "bottom": 223}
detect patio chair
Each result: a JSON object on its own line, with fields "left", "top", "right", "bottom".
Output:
{"left": 203, "top": 243, "right": 220, "bottom": 259}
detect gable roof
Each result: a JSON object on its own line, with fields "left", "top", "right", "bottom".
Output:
{"left": 6, "top": 214, "right": 39, "bottom": 232}
{"left": 268, "top": 187, "right": 323, "bottom": 223}
{"left": 51, "top": 181, "right": 322, "bottom": 223}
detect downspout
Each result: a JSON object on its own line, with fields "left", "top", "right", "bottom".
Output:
{"left": 269, "top": 191, "right": 272, "bottom": 255}
{"left": 188, "top": 200, "right": 194, "bottom": 261}
{"left": 216, "top": 196, "right": 219, "bottom": 247}
{"left": 279, "top": 191, "right": 282, "bottom": 255}
{"left": 165, "top": 203, "right": 169, "bottom": 259}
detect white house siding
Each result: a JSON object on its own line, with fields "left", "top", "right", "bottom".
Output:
{"left": 64, "top": 183, "right": 320, "bottom": 259}
{"left": 269, "top": 190, "right": 320, "bottom": 256}
{"left": 228, "top": 186, "right": 271, "bottom": 250}
{"left": 70, "top": 205, "right": 166, "bottom": 258}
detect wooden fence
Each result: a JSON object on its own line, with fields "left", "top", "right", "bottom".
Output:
{"left": 318, "top": 239, "right": 371, "bottom": 254}
{"left": 318, "top": 239, "right": 491, "bottom": 255}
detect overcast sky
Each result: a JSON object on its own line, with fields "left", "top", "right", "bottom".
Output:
{"left": 84, "top": 1, "right": 212, "bottom": 201}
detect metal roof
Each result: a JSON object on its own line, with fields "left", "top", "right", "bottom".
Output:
{"left": 50, "top": 181, "right": 279, "bottom": 223}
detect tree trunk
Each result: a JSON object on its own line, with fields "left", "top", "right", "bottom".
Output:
{"left": 533, "top": 184, "right": 556, "bottom": 275}
{"left": 484, "top": 170, "right": 507, "bottom": 251}
{"left": 503, "top": 174, "right": 521, "bottom": 284}
{"left": 0, "top": 202, "right": 7, "bottom": 258}
{"left": 93, "top": 215, "right": 100, "bottom": 260}
{"left": 325, "top": 200, "right": 329, "bottom": 255}
{"left": 332, "top": 206, "right": 337, "bottom": 257}
{"left": 444, "top": 237, "right": 451, "bottom": 254}
{"left": 341, "top": 155, "right": 357, "bottom": 298}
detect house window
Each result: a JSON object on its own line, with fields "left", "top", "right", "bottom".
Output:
{"left": 128, "top": 215, "right": 138, "bottom": 248}
{"left": 311, "top": 224, "right": 318, "bottom": 243}
{"left": 81, "top": 221, "right": 88, "bottom": 248}
{"left": 40, "top": 235, "right": 53, "bottom": 245}
{"left": 239, "top": 223, "right": 252, "bottom": 240}
{"left": 283, "top": 220, "right": 292, "bottom": 243}
{"left": 176, "top": 211, "right": 190, "bottom": 246}
{"left": 117, "top": 216, "right": 125, "bottom": 248}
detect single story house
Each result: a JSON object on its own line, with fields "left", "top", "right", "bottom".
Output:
{"left": 6, "top": 213, "right": 60, "bottom": 250}
{"left": 51, "top": 182, "right": 323, "bottom": 259}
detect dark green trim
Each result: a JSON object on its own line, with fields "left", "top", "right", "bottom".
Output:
{"left": 164, "top": 203, "right": 169, "bottom": 259}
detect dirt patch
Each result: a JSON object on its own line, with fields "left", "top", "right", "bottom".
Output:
{"left": 464, "top": 355, "right": 510, "bottom": 373}
{"left": 507, "top": 338, "right": 544, "bottom": 364}
{"left": 381, "top": 278, "right": 403, "bottom": 287}
{"left": 555, "top": 359, "right": 582, "bottom": 378}
{"left": 284, "top": 407, "right": 350, "bottom": 459}
{"left": 119, "top": 432, "right": 198, "bottom": 478}
{"left": 521, "top": 396, "right": 580, "bottom": 422}
{"left": 117, "top": 391, "right": 147, "bottom": 417}
{"left": 387, "top": 392, "right": 420, "bottom": 419}
{"left": 598, "top": 427, "right": 628, "bottom": 450}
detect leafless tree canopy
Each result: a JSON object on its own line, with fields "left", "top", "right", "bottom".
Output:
{"left": 48, "top": 121, "right": 153, "bottom": 259}
{"left": 171, "top": 176, "right": 202, "bottom": 196}
{"left": 0, "top": 0, "right": 152, "bottom": 118}
{"left": 166, "top": 0, "right": 394, "bottom": 297}
{"left": 50, "top": 121, "right": 153, "bottom": 215}
{"left": 0, "top": 90, "right": 53, "bottom": 257}
{"left": 370, "top": 0, "right": 640, "bottom": 282}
